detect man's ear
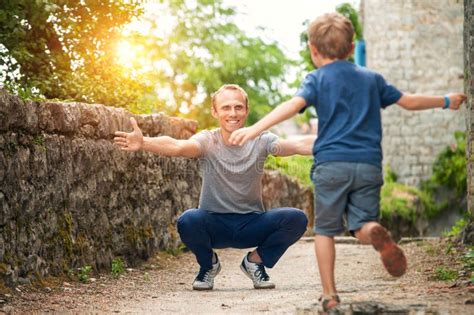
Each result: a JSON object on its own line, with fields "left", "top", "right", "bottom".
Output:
{"left": 211, "top": 106, "right": 218, "bottom": 118}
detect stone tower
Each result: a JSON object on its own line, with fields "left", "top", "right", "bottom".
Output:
{"left": 362, "top": 0, "right": 465, "bottom": 186}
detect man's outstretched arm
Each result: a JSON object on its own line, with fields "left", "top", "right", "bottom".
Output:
{"left": 273, "top": 135, "right": 316, "bottom": 157}
{"left": 229, "top": 96, "right": 307, "bottom": 146}
{"left": 114, "top": 117, "right": 201, "bottom": 158}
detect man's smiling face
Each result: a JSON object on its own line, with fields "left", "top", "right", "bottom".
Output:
{"left": 212, "top": 89, "right": 249, "bottom": 134}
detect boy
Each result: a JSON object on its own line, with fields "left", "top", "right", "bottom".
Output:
{"left": 229, "top": 13, "right": 466, "bottom": 311}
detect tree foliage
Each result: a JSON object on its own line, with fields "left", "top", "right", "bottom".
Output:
{"left": 123, "top": 0, "right": 292, "bottom": 127}
{"left": 0, "top": 0, "right": 292, "bottom": 128}
{"left": 0, "top": 0, "right": 145, "bottom": 106}
{"left": 336, "top": 3, "right": 363, "bottom": 41}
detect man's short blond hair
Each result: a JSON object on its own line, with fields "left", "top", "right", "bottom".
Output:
{"left": 211, "top": 84, "right": 249, "bottom": 108}
{"left": 308, "top": 12, "right": 354, "bottom": 60}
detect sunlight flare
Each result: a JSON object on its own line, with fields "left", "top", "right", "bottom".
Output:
{"left": 116, "top": 40, "right": 142, "bottom": 69}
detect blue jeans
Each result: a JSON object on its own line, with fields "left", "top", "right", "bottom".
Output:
{"left": 177, "top": 208, "right": 308, "bottom": 270}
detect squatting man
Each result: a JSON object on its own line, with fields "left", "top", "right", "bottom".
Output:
{"left": 114, "top": 84, "right": 315, "bottom": 290}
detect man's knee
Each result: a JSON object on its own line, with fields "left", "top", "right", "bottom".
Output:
{"left": 177, "top": 208, "right": 207, "bottom": 235}
{"left": 290, "top": 209, "right": 309, "bottom": 233}
{"left": 275, "top": 208, "right": 308, "bottom": 232}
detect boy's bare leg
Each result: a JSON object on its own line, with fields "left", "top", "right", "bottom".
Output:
{"left": 353, "top": 221, "right": 379, "bottom": 244}
{"left": 354, "top": 221, "right": 407, "bottom": 277}
{"left": 314, "top": 235, "right": 337, "bottom": 296}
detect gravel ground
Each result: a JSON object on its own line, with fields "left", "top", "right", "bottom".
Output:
{"left": 1, "top": 238, "right": 473, "bottom": 314}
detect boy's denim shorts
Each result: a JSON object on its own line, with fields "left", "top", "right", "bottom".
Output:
{"left": 311, "top": 161, "right": 384, "bottom": 236}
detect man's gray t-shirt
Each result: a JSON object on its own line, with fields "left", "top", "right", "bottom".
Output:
{"left": 190, "top": 129, "right": 279, "bottom": 214}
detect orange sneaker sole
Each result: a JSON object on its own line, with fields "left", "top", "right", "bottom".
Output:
{"left": 370, "top": 225, "right": 407, "bottom": 277}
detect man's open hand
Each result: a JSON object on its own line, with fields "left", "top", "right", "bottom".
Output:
{"left": 229, "top": 126, "right": 261, "bottom": 146}
{"left": 114, "top": 117, "right": 143, "bottom": 151}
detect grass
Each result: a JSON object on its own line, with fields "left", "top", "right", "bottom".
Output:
{"left": 442, "top": 218, "right": 468, "bottom": 237}
{"left": 264, "top": 155, "right": 313, "bottom": 187}
{"left": 78, "top": 265, "right": 93, "bottom": 283}
{"left": 423, "top": 241, "right": 439, "bottom": 257}
{"left": 163, "top": 244, "right": 187, "bottom": 257}
{"left": 422, "top": 240, "right": 473, "bottom": 284}
{"left": 111, "top": 258, "right": 125, "bottom": 278}
{"left": 434, "top": 267, "right": 458, "bottom": 281}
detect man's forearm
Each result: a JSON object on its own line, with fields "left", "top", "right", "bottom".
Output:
{"left": 276, "top": 135, "right": 316, "bottom": 157}
{"left": 142, "top": 136, "right": 182, "bottom": 156}
{"left": 296, "top": 135, "right": 316, "bottom": 155}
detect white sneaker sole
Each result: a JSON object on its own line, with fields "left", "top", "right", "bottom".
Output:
{"left": 192, "top": 263, "right": 222, "bottom": 290}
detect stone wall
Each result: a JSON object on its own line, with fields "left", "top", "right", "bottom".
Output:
{"left": 262, "top": 170, "right": 314, "bottom": 235}
{"left": 464, "top": 0, "right": 474, "bottom": 244}
{"left": 0, "top": 90, "right": 202, "bottom": 286}
{"left": 362, "top": 0, "right": 466, "bottom": 186}
{"left": 0, "top": 90, "right": 314, "bottom": 286}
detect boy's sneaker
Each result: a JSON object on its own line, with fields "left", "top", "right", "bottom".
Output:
{"left": 192, "top": 253, "right": 221, "bottom": 290}
{"left": 370, "top": 225, "right": 407, "bottom": 277}
{"left": 240, "top": 252, "right": 275, "bottom": 289}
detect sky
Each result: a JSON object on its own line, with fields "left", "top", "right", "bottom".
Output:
{"left": 229, "top": 0, "right": 360, "bottom": 59}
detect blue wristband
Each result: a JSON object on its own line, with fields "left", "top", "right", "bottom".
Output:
{"left": 443, "top": 95, "right": 450, "bottom": 109}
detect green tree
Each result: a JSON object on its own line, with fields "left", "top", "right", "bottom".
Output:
{"left": 123, "top": 0, "right": 292, "bottom": 127}
{"left": 0, "top": 0, "right": 145, "bottom": 106}
{"left": 1, "top": 0, "right": 291, "bottom": 128}
{"left": 336, "top": 3, "right": 363, "bottom": 41}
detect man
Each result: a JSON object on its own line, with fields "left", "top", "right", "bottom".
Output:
{"left": 114, "top": 84, "right": 314, "bottom": 290}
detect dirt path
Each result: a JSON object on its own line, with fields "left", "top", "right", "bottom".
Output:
{"left": 2, "top": 239, "right": 473, "bottom": 314}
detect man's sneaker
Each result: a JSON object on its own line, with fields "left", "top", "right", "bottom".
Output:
{"left": 192, "top": 253, "right": 221, "bottom": 290}
{"left": 371, "top": 225, "right": 407, "bottom": 277}
{"left": 240, "top": 252, "right": 275, "bottom": 289}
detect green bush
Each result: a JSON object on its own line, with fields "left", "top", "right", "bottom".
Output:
{"left": 264, "top": 155, "right": 314, "bottom": 187}
{"left": 381, "top": 131, "right": 467, "bottom": 227}
{"left": 111, "top": 257, "right": 125, "bottom": 277}
{"left": 78, "top": 265, "right": 93, "bottom": 283}
{"left": 384, "top": 164, "right": 398, "bottom": 183}
{"left": 422, "top": 131, "right": 466, "bottom": 198}
{"left": 443, "top": 218, "right": 468, "bottom": 237}
{"left": 380, "top": 181, "right": 436, "bottom": 224}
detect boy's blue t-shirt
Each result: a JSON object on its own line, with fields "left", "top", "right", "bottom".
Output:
{"left": 296, "top": 60, "right": 402, "bottom": 166}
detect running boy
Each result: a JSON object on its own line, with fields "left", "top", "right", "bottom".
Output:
{"left": 229, "top": 12, "right": 466, "bottom": 311}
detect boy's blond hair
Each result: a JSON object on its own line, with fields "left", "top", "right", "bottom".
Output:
{"left": 308, "top": 12, "right": 354, "bottom": 60}
{"left": 211, "top": 84, "right": 249, "bottom": 108}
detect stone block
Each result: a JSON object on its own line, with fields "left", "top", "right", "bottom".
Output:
{"left": 0, "top": 90, "right": 38, "bottom": 133}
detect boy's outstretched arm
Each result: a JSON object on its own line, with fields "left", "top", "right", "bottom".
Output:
{"left": 114, "top": 117, "right": 201, "bottom": 158}
{"left": 229, "top": 96, "right": 307, "bottom": 146}
{"left": 397, "top": 92, "right": 466, "bottom": 110}
{"left": 273, "top": 135, "right": 316, "bottom": 157}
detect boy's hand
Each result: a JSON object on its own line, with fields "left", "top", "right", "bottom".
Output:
{"left": 229, "top": 126, "right": 261, "bottom": 146}
{"left": 114, "top": 117, "right": 144, "bottom": 151}
{"left": 447, "top": 93, "right": 467, "bottom": 110}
